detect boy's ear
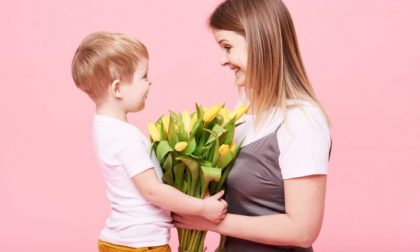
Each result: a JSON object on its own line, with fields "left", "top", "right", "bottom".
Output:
{"left": 111, "top": 80, "right": 123, "bottom": 99}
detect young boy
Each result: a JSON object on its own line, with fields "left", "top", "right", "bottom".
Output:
{"left": 71, "top": 32, "right": 227, "bottom": 252}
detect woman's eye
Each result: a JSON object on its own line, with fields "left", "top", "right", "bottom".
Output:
{"left": 224, "top": 46, "right": 231, "bottom": 52}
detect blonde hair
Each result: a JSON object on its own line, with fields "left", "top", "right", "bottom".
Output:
{"left": 209, "top": 0, "right": 330, "bottom": 126}
{"left": 71, "top": 31, "right": 148, "bottom": 103}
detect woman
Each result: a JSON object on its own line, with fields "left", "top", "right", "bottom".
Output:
{"left": 174, "top": 0, "right": 331, "bottom": 251}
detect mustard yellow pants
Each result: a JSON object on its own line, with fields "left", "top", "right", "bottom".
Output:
{"left": 98, "top": 240, "right": 171, "bottom": 252}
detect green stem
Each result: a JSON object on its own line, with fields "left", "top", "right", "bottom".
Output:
{"left": 202, "top": 231, "right": 207, "bottom": 251}
{"left": 187, "top": 231, "right": 198, "bottom": 252}
{"left": 215, "top": 235, "right": 226, "bottom": 252}
{"left": 177, "top": 228, "right": 182, "bottom": 245}
{"left": 183, "top": 229, "right": 191, "bottom": 250}
{"left": 180, "top": 229, "right": 186, "bottom": 250}
{"left": 196, "top": 231, "right": 202, "bottom": 252}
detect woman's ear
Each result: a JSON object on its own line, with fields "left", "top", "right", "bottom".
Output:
{"left": 111, "top": 80, "right": 123, "bottom": 99}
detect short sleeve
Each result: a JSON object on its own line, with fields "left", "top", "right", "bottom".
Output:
{"left": 278, "top": 106, "right": 331, "bottom": 179}
{"left": 117, "top": 129, "right": 154, "bottom": 178}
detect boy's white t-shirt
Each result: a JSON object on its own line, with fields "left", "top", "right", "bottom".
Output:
{"left": 234, "top": 99, "right": 331, "bottom": 179}
{"left": 93, "top": 115, "right": 172, "bottom": 248}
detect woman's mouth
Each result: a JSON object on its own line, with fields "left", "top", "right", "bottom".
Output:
{"left": 231, "top": 67, "right": 240, "bottom": 75}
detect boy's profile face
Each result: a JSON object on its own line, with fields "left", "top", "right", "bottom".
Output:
{"left": 121, "top": 59, "right": 151, "bottom": 112}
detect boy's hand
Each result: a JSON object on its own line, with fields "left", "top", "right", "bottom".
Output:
{"left": 201, "top": 190, "right": 228, "bottom": 223}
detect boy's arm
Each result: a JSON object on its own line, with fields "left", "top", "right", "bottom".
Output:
{"left": 132, "top": 168, "right": 227, "bottom": 222}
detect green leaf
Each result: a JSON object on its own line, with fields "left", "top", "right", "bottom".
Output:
{"left": 171, "top": 111, "right": 188, "bottom": 141}
{"left": 205, "top": 124, "right": 227, "bottom": 145}
{"left": 162, "top": 164, "right": 174, "bottom": 186}
{"left": 187, "top": 153, "right": 200, "bottom": 159}
{"left": 203, "top": 129, "right": 220, "bottom": 167}
{"left": 182, "top": 180, "right": 189, "bottom": 194}
{"left": 162, "top": 154, "right": 172, "bottom": 171}
{"left": 190, "top": 104, "right": 204, "bottom": 137}
{"left": 209, "top": 181, "right": 218, "bottom": 195}
{"left": 232, "top": 138, "right": 245, "bottom": 157}
{"left": 169, "top": 111, "right": 188, "bottom": 141}
{"left": 200, "top": 166, "right": 222, "bottom": 198}
{"left": 234, "top": 121, "right": 245, "bottom": 127}
{"left": 216, "top": 114, "right": 224, "bottom": 125}
{"left": 157, "top": 119, "right": 166, "bottom": 141}
{"left": 168, "top": 117, "right": 179, "bottom": 148}
{"left": 173, "top": 162, "right": 186, "bottom": 190}
{"left": 169, "top": 111, "right": 182, "bottom": 123}
{"left": 215, "top": 139, "right": 244, "bottom": 192}
{"left": 222, "top": 116, "right": 236, "bottom": 145}
{"left": 176, "top": 156, "right": 200, "bottom": 196}
{"left": 192, "top": 134, "right": 206, "bottom": 156}
{"left": 156, "top": 141, "right": 173, "bottom": 162}
{"left": 198, "top": 160, "right": 212, "bottom": 167}
{"left": 205, "top": 143, "right": 215, "bottom": 163}
{"left": 201, "top": 166, "right": 221, "bottom": 182}
{"left": 149, "top": 141, "right": 159, "bottom": 158}
{"left": 216, "top": 163, "right": 234, "bottom": 192}
{"left": 184, "top": 137, "right": 196, "bottom": 155}
{"left": 216, "top": 151, "right": 234, "bottom": 169}
{"left": 162, "top": 154, "right": 174, "bottom": 186}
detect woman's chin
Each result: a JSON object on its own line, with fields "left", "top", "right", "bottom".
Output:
{"left": 235, "top": 79, "right": 245, "bottom": 87}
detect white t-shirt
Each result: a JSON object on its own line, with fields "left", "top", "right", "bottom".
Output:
{"left": 93, "top": 115, "right": 172, "bottom": 248}
{"left": 234, "top": 100, "right": 331, "bottom": 179}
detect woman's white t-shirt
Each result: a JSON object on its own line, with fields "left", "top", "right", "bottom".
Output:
{"left": 234, "top": 100, "right": 331, "bottom": 179}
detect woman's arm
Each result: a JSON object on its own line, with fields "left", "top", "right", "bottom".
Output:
{"left": 174, "top": 174, "right": 326, "bottom": 247}
{"left": 132, "top": 168, "right": 227, "bottom": 222}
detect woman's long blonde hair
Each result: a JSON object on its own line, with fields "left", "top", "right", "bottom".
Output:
{"left": 209, "top": 0, "right": 330, "bottom": 126}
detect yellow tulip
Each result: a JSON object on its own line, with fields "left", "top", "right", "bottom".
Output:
{"left": 230, "top": 104, "right": 249, "bottom": 121}
{"left": 182, "top": 110, "right": 191, "bottom": 134}
{"left": 162, "top": 115, "right": 170, "bottom": 134}
{"left": 230, "top": 141, "right": 236, "bottom": 151}
{"left": 147, "top": 123, "right": 161, "bottom": 142}
{"left": 219, "top": 108, "right": 230, "bottom": 122}
{"left": 191, "top": 113, "right": 197, "bottom": 126}
{"left": 175, "top": 141, "right": 188, "bottom": 152}
{"left": 203, "top": 104, "right": 222, "bottom": 123}
{"left": 219, "top": 144, "right": 230, "bottom": 156}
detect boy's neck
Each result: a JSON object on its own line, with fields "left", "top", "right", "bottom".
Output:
{"left": 96, "top": 102, "right": 128, "bottom": 122}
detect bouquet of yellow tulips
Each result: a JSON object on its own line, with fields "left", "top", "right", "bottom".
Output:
{"left": 147, "top": 103, "right": 248, "bottom": 252}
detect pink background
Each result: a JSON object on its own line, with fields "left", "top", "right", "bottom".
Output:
{"left": 1, "top": 0, "right": 419, "bottom": 251}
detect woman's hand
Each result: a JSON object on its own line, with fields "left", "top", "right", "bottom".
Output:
{"left": 175, "top": 175, "right": 327, "bottom": 247}
{"left": 172, "top": 213, "right": 220, "bottom": 232}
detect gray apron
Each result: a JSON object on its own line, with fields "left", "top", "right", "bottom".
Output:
{"left": 223, "top": 123, "right": 317, "bottom": 252}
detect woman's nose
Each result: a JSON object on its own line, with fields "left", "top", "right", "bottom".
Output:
{"left": 220, "top": 52, "right": 228, "bottom": 66}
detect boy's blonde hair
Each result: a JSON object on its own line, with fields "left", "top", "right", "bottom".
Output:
{"left": 71, "top": 31, "right": 148, "bottom": 102}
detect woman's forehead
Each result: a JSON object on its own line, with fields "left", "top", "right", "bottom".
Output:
{"left": 212, "top": 29, "right": 245, "bottom": 43}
